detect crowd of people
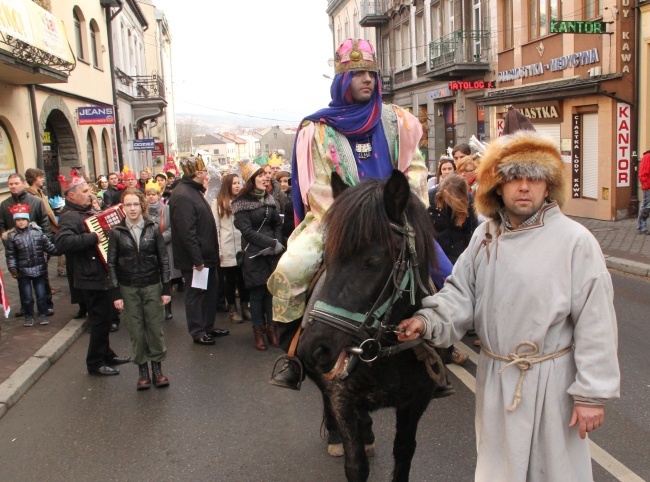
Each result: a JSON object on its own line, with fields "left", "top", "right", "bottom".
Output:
{"left": 1, "top": 155, "right": 297, "bottom": 391}
{"left": 0, "top": 36, "right": 622, "bottom": 482}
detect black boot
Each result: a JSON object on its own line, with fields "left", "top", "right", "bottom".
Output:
{"left": 151, "top": 361, "right": 169, "bottom": 388}
{"left": 164, "top": 302, "right": 172, "bottom": 320}
{"left": 137, "top": 363, "right": 151, "bottom": 391}
{"left": 269, "top": 358, "right": 304, "bottom": 390}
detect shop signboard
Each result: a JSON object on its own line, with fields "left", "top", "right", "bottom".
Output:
{"left": 78, "top": 106, "right": 115, "bottom": 125}
{"left": 0, "top": 0, "right": 75, "bottom": 65}
{"left": 616, "top": 103, "right": 631, "bottom": 187}
{"left": 448, "top": 80, "right": 496, "bottom": 90}
{"left": 133, "top": 138, "right": 155, "bottom": 151}
{"left": 152, "top": 142, "right": 165, "bottom": 157}
{"left": 572, "top": 115, "right": 581, "bottom": 198}
{"left": 550, "top": 20, "right": 606, "bottom": 34}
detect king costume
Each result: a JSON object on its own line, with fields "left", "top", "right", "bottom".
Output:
{"left": 411, "top": 131, "right": 620, "bottom": 481}
{"left": 268, "top": 39, "right": 429, "bottom": 323}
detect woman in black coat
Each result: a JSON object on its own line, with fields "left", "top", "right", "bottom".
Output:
{"left": 428, "top": 173, "right": 478, "bottom": 366}
{"left": 232, "top": 167, "right": 284, "bottom": 351}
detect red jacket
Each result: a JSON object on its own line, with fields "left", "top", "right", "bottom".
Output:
{"left": 640, "top": 151, "right": 650, "bottom": 190}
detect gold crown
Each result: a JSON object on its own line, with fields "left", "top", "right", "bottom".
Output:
{"left": 335, "top": 38, "right": 379, "bottom": 75}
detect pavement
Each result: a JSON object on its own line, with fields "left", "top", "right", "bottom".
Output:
{"left": 0, "top": 214, "right": 648, "bottom": 421}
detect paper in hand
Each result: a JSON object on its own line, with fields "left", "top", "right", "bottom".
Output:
{"left": 191, "top": 267, "right": 209, "bottom": 290}
{"left": 248, "top": 247, "right": 275, "bottom": 258}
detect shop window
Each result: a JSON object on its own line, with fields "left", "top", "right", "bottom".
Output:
{"left": 582, "top": 114, "right": 599, "bottom": 199}
{"left": 101, "top": 129, "right": 109, "bottom": 172}
{"left": 0, "top": 121, "right": 17, "bottom": 191}
{"left": 444, "top": 103, "right": 457, "bottom": 150}
{"left": 502, "top": 0, "right": 513, "bottom": 49}
{"left": 86, "top": 130, "right": 96, "bottom": 180}
{"left": 584, "top": 0, "right": 602, "bottom": 19}
{"left": 529, "top": 0, "right": 560, "bottom": 40}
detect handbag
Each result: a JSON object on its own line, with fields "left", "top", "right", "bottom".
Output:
{"left": 237, "top": 207, "right": 269, "bottom": 267}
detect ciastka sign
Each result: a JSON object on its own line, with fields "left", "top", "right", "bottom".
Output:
{"left": 616, "top": 103, "right": 631, "bottom": 187}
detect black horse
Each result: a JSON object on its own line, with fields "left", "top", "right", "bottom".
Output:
{"left": 297, "top": 170, "right": 447, "bottom": 482}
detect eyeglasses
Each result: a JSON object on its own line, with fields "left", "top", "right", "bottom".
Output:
{"left": 123, "top": 203, "right": 140, "bottom": 208}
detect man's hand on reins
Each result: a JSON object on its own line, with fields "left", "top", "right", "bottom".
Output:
{"left": 397, "top": 317, "right": 424, "bottom": 342}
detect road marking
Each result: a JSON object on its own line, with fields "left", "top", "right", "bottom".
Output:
{"left": 447, "top": 341, "right": 645, "bottom": 482}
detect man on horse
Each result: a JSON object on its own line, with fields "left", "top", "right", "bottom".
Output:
{"left": 267, "top": 38, "right": 429, "bottom": 389}
{"left": 397, "top": 125, "right": 620, "bottom": 481}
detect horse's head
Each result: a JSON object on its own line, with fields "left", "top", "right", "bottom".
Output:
{"left": 298, "top": 170, "right": 436, "bottom": 377}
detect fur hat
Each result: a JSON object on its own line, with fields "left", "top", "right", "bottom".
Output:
{"left": 475, "top": 131, "right": 569, "bottom": 219}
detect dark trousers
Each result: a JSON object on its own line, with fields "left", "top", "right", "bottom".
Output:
{"left": 216, "top": 266, "right": 227, "bottom": 307}
{"left": 83, "top": 289, "right": 117, "bottom": 370}
{"left": 18, "top": 275, "right": 48, "bottom": 318}
{"left": 222, "top": 266, "right": 249, "bottom": 306}
{"left": 249, "top": 285, "right": 273, "bottom": 329}
{"left": 182, "top": 268, "right": 218, "bottom": 339}
{"left": 15, "top": 272, "right": 52, "bottom": 311}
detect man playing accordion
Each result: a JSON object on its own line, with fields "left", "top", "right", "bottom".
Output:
{"left": 54, "top": 171, "right": 130, "bottom": 376}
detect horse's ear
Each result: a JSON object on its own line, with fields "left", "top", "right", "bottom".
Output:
{"left": 384, "top": 170, "right": 410, "bottom": 223}
{"left": 331, "top": 171, "right": 349, "bottom": 199}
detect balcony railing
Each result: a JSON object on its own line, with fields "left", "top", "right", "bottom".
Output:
{"left": 360, "top": 1, "right": 389, "bottom": 26}
{"left": 133, "top": 74, "right": 165, "bottom": 100}
{"left": 429, "top": 30, "right": 490, "bottom": 76}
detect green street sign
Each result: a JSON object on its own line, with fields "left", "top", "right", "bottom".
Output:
{"left": 550, "top": 20, "right": 606, "bottom": 34}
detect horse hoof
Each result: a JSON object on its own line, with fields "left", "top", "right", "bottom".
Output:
{"left": 365, "top": 443, "right": 376, "bottom": 457}
{"left": 327, "top": 443, "right": 344, "bottom": 457}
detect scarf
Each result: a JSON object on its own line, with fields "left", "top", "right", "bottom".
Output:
{"left": 291, "top": 72, "right": 391, "bottom": 222}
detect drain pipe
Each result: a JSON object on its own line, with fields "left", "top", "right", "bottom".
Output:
{"left": 629, "top": 1, "right": 643, "bottom": 216}
{"left": 102, "top": 0, "right": 124, "bottom": 172}
{"left": 29, "top": 85, "right": 44, "bottom": 170}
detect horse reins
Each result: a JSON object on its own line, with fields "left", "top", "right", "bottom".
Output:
{"left": 310, "top": 216, "right": 432, "bottom": 379}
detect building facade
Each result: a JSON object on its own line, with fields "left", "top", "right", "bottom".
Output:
{"left": 484, "top": 0, "right": 636, "bottom": 220}
{"left": 0, "top": 0, "right": 116, "bottom": 197}
{"left": 350, "top": 0, "right": 637, "bottom": 220}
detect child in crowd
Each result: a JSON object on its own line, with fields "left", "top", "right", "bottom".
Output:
{"left": 5, "top": 204, "right": 58, "bottom": 326}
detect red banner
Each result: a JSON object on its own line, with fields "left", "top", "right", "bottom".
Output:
{"left": 153, "top": 142, "right": 165, "bottom": 157}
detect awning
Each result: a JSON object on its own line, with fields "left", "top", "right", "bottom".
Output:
{"left": 0, "top": 0, "right": 75, "bottom": 85}
{"left": 477, "top": 74, "right": 622, "bottom": 106}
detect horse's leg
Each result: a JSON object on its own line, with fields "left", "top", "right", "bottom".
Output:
{"left": 332, "top": 400, "right": 369, "bottom": 482}
{"left": 322, "top": 392, "right": 344, "bottom": 457}
{"left": 391, "top": 394, "right": 431, "bottom": 482}
{"left": 359, "top": 409, "right": 376, "bottom": 457}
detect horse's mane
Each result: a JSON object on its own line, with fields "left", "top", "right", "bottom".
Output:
{"left": 323, "top": 179, "right": 436, "bottom": 270}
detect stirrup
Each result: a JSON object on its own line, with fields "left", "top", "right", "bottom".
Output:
{"left": 269, "top": 354, "right": 304, "bottom": 391}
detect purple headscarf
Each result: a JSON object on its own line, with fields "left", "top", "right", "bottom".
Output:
{"left": 292, "top": 72, "right": 392, "bottom": 221}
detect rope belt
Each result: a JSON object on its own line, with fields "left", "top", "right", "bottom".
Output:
{"left": 481, "top": 341, "right": 573, "bottom": 413}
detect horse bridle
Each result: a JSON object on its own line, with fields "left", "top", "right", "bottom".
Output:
{"left": 308, "top": 216, "right": 432, "bottom": 378}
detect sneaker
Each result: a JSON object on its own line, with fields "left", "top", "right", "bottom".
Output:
{"left": 24, "top": 318, "right": 34, "bottom": 327}
{"left": 39, "top": 317, "right": 49, "bottom": 325}
{"left": 451, "top": 347, "right": 468, "bottom": 366}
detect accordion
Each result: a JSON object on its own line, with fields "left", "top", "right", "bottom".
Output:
{"left": 83, "top": 204, "right": 126, "bottom": 267}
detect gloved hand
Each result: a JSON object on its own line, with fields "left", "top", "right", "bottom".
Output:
{"left": 274, "top": 240, "right": 285, "bottom": 255}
